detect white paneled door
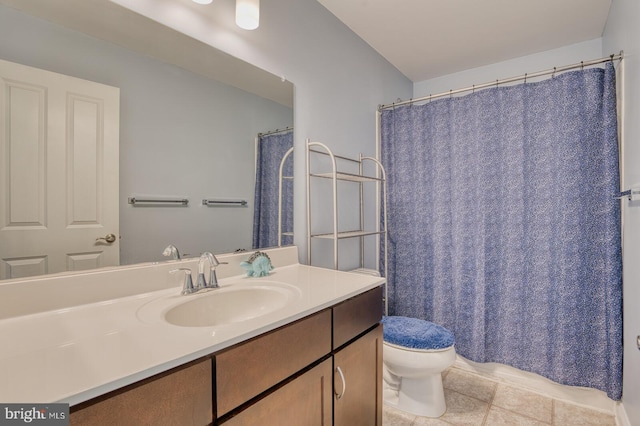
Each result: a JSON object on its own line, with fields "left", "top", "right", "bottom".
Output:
{"left": 0, "top": 59, "right": 120, "bottom": 279}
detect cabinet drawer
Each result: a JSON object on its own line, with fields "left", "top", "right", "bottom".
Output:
{"left": 333, "top": 286, "right": 383, "bottom": 349}
{"left": 219, "top": 358, "right": 333, "bottom": 425}
{"left": 215, "top": 309, "right": 332, "bottom": 416}
{"left": 70, "top": 358, "right": 212, "bottom": 426}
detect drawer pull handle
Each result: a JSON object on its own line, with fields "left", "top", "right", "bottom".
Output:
{"left": 335, "top": 366, "right": 346, "bottom": 400}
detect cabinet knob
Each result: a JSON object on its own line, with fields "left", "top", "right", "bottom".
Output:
{"left": 334, "top": 366, "right": 346, "bottom": 400}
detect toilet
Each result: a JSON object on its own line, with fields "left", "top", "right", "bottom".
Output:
{"left": 381, "top": 315, "right": 456, "bottom": 418}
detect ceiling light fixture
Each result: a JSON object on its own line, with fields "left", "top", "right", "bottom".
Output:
{"left": 192, "top": 0, "right": 213, "bottom": 4}
{"left": 236, "top": 0, "right": 259, "bottom": 30}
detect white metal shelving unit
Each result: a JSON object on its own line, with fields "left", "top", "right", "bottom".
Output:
{"left": 277, "top": 147, "right": 294, "bottom": 246}
{"left": 306, "top": 139, "right": 388, "bottom": 310}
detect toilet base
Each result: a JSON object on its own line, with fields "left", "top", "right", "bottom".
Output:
{"left": 383, "top": 368, "right": 447, "bottom": 418}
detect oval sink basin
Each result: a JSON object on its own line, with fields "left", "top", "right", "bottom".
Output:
{"left": 164, "top": 284, "right": 297, "bottom": 327}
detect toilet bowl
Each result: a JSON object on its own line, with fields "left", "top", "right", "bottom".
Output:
{"left": 382, "top": 316, "right": 456, "bottom": 418}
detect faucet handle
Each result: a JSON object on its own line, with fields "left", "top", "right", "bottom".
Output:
{"left": 163, "top": 244, "right": 181, "bottom": 260}
{"left": 171, "top": 268, "right": 196, "bottom": 295}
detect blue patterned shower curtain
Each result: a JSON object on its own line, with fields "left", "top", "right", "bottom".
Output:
{"left": 252, "top": 130, "right": 294, "bottom": 249}
{"left": 380, "top": 64, "right": 622, "bottom": 400}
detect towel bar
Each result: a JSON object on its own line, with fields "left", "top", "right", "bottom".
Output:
{"left": 128, "top": 197, "right": 189, "bottom": 206}
{"left": 202, "top": 199, "right": 248, "bottom": 207}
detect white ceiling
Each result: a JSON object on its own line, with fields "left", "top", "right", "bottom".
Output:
{"left": 317, "top": 0, "right": 613, "bottom": 82}
{"left": 3, "top": 0, "right": 612, "bottom": 93}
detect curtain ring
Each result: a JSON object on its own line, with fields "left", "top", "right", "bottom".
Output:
{"left": 429, "top": 94, "right": 432, "bottom": 103}
{"left": 552, "top": 67, "right": 556, "bottom": 78}
{"left": 472, "top": 84, "right": 475, "bottom": 93}
{"left": 581, "top": 61, "right": 584, "bottom": 70}
{"left": 524, "top": 73, "right": 527, "bottom": 83}
{"left": 495, "top": 79, "right": 499, "bottom": 88}
{"left": 449, "top": 89, "right": 452, "bottom": 99}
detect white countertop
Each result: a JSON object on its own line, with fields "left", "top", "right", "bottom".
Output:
{"left": 0, "top": 248, "right": 384, "bottom": 405}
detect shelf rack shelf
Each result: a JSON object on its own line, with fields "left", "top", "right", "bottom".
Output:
{"left": 309, "top": 172, "right": 383, "bottom": 183}
{"left": 310, "top": 230, "right": 385, "bottom": 239}
{"left": 306, "top": 139, "right": 388, "bottom": 294}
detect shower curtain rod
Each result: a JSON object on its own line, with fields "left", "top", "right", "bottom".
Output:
{"left": 257, "top": 126, "right": 293, "bottom": 137}
{"left": 378, "top": 52, "right": 623, "bottom": 111}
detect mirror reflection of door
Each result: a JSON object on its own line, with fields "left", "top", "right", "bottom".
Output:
{"left": 0, "top": 59, "right": 120, "bottom": 279}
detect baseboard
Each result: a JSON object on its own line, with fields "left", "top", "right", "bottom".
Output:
{"left": 615, "top": 401, "right": 631, "bottom": 426}
{"left": 453, "top": 356, "right": 617, "bottom": 415}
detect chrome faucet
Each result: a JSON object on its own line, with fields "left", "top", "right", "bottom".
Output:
{"left": 196, "top": 252, "right": 227, "bottom": 291}
{"left": 162, "top": 244, "right": 181, "bottom": 260}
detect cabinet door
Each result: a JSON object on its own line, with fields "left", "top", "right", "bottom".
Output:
{"left": 219, "top": 358, "right": 333, "bottom": 426}
{"left": 333, "top": 324, "right": 383, "bottom": 426}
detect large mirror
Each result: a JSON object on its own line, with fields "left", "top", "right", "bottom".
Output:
{"left": 0, "top": 0, "right": 294, "bottom": 280}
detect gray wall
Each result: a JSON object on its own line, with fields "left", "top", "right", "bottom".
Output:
{"left": 413, "top": 39, "right": 603, "bottom": 97}
{"left": 604, "top": 0, "right": 640, "bottom": 423}
{"left": 118, "top": 0, "right": 414, "bottom": 268}
{"left": 0, "top": 4, "right": 293, "bottom": 264}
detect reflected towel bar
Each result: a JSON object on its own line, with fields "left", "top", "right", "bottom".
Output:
{"left": 614, "top": 190, "right": 631, "bottom": 200}
{"left": 615, "top": 186, "right": 640, "bottom": 201}
{"left": 128, "top": 197, "right": 189, "bottom": 206}
{"left": 202, "top": 199, "right": 248, "bottom": 207}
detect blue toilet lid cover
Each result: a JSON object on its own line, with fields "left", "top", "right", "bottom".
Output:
{"left": 381, "top": 315, "right": 455, "bottom": 350}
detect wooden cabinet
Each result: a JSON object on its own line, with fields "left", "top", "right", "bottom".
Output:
{"left": 220, "top": 359, "right": 333, "bottom": 426}
{"left": 333, "top": 286, "right": 383, "bottom": 349}
{"left": 70, "top": 286, "right": 383, "bottom": 426}
{"left": 217, "top": 286, "right": 383, "bottom": 425}
{"left": 332, "top": 286, "right": 383, "bottom": 426}
{"left": 70, "top": 358, "right": 212, "bottom": 425}
{"left": 215, "top": 309, "right": 332, "bottom": 417}
{"left": 334, "top": 325, "right": 383, "bottom": 426}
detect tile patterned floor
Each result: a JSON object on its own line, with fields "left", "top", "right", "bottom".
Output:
{"left": 383, "top": 367, "right": 617, "bottom": 426}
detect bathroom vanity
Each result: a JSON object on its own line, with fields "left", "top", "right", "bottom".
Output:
{"left": 71, "top": 287, "right": 382, "bottom": 425}
{"left": 0, "top": 246, "right": 384, "bottom": 425}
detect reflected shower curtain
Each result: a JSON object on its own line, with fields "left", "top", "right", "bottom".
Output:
{"left": 380, "top": 64, "right": 622, "bottom": 399}
{"left": 253, "top": 130, "right": 294, "bottom": 249}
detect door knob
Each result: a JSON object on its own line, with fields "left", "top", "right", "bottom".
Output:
{"left": 96, "top": 233, "right": 117, "bottom": 243}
